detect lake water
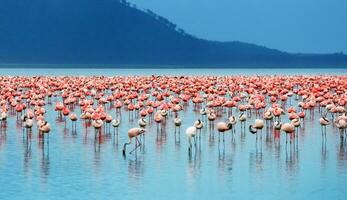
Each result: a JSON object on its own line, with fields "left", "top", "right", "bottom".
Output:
{"left": 0, "top": 67, "right": 346, "bottom": 200}
{"left": 0, "top": 66, "right": 346, "bottom": 76}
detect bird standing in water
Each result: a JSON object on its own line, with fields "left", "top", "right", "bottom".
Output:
{"left": 238, "top": 112, "right": 247, "bottom": 130}
{"left": 122, "top": 128, "right": 146, "bottom": 156}
{"left": 319, "top": 116, "right": 330, "bottom": 138}
{"left": 69, "top": 113, "right": 78, "bottom": 132}
{"left": 207, "top": 111, "right": 216, "bottom": 130}
{"left": 186, "top": 126, "right": 197, "bottom": 153}
{"left": 39, "top": 120, "right": 51, "bottom": 143}
{"left": 111, "top": 119, "right": 120, "bottom": 134}
{"left": 228, "top": 116, "right": 237, "bottom": 135}
{"left": 23, "top": 115, "right": 33, "bottom": 135}
{"left": 111, "top": 118, "right": 121, "bottom": 144}
{"left": 249, "top": 119, "right": 264, "bottom": 140}
{"left": 174, "top": 116, "right": 182, "bottom": 133}
{"left": 92, "top": 119, "right": 103, "bottom": 138}
{"left": 217, "top": 121, "right": 233, "bottom": 142}
{"left": 194, "top": 119, "right": 204, "bottom": 137}
{"left": 281, "top": 122, "right": 295, "bottom": 144}
{"left": 138, "top": 117, "right": 147, "bottom": 128}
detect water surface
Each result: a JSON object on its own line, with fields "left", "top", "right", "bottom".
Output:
{"left": 0, "top": 67, "right": 346, "bottom": 200}
{"left": 0, "top": 66, "right": 346, "bottom": 76}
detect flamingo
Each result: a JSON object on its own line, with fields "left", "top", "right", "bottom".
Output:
{"left": 281, "top": 122, "right": 295, "bottom": 144}
{"left": 185, "top": 126, "right": 197, "bottom": 153}
{"left": 92, "top": 119, "right": 103, "bottom": 138}
{"left": 216, "top": 121, "right": 233, "bottom": 142}
{"left": 173, "top": 116, "right": 182, "bottom": 133}
{"left": 291, "top": 118, "right": 301, "bottom": 130}
{"left": 138, "top": 117, "right": 147, "bottom": 128}
{"left": 298, "top": 111, "right": 305, "bottom": 121}
{"left": 319, "top": 116, "right": 330, "bottom": 138}
{"left": 160, "top": 109, "right": 168, "bottom": 118}
{"left": 200, "top": 107, "right": 208, "bottom": 120}
{"left": 154, "top": 113, "right": 163, "bottom": 130}
{"left": 69, "top": 113, "right": 78, "bottom": 132}
{"left": 23, "top": 115, "right": 33, "bottom": 135}
{"left": 249, "top": 119, "right": 264, "bottom": 139}
{"left": 263, "top": 110, "right": 273, "bottom": 127}
{"left": 122, "top": 128, "right": 146, "bottom": 155}
{"left": 111, "top": 118, "right": 121, "bottom": 134}
{"left": 228, "top": 116, "right": 237, "bottom": 135}
{"left": 194, "top": 119, "right": 204, "bottom": 136}
{"left": 62, "top": 106, "right": 70, "bottom": 126}
{"left": 111, "top": 118, "right": 121, "bottom": 144}
{"left": 207, "top": 111, "right": 216, "bottom": 129}
{"left": 274, "top": 121, "right": 282, "bottom": 131}
{"left": 0, "top": 111, "right": 7, "bottom": 129}
{"left": 39, "top": 121, "right": 51, "bottom": 142}
{"left": 55, "top": 102, "right": 64, "bottom": 119}
{"left": 15, "top": 104, "right": 24, "bottom": 120}
{"left": 335, "top": 117, "right": 347, "bottom": 140}
{"left": 238, "top": 112, "right": 247, "bottom": 129}
{"left": 105, "top": 114, "right": 113, "bottom": 133}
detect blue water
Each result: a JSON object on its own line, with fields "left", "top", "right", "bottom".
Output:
{"left": 0, "top": 68, "right": 346, "bottom": 200}
{"left": 0, "top": 66, "right": 346, "bottom": 76}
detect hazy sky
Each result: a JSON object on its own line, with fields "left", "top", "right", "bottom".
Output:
{"left": 128, "top": 0, "right": 347, "bottom": 53}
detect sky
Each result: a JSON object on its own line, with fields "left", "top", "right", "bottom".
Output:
{"left": 128, "top": 0, "right": 347, "bottom": 54}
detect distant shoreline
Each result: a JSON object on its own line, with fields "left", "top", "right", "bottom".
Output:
{"left": 0, "top": 64, "right": 346, "bottom": 69}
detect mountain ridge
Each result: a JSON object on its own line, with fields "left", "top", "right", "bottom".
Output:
{"left": 0, "top": 0, "right": 346, "bottom": 67}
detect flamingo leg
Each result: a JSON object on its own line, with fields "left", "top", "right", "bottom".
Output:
{"left": 129, "top": 137, "right": 142, "bottom": 154}
{"left": 260, "top": 129, "right": 263, "bottom": 140}
{"left": 324, "top": 126, "right": 327, "bottom": 139}
{"left": 286, "top": 134, "right": 288, "bottom": 144}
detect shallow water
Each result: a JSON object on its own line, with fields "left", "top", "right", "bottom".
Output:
{"left": 0, "top": 68, "right": 346, "bottom": 200}
{"left": 0, "top": 66, "right": 346, "bottom": 76}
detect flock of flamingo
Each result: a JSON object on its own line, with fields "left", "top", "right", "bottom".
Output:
{"left": 0, "top": 75, "right": 346, "bottom": 156}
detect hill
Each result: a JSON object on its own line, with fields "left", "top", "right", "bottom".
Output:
{"left": 0, "top": 0, "right": 346, "bottom": 67}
